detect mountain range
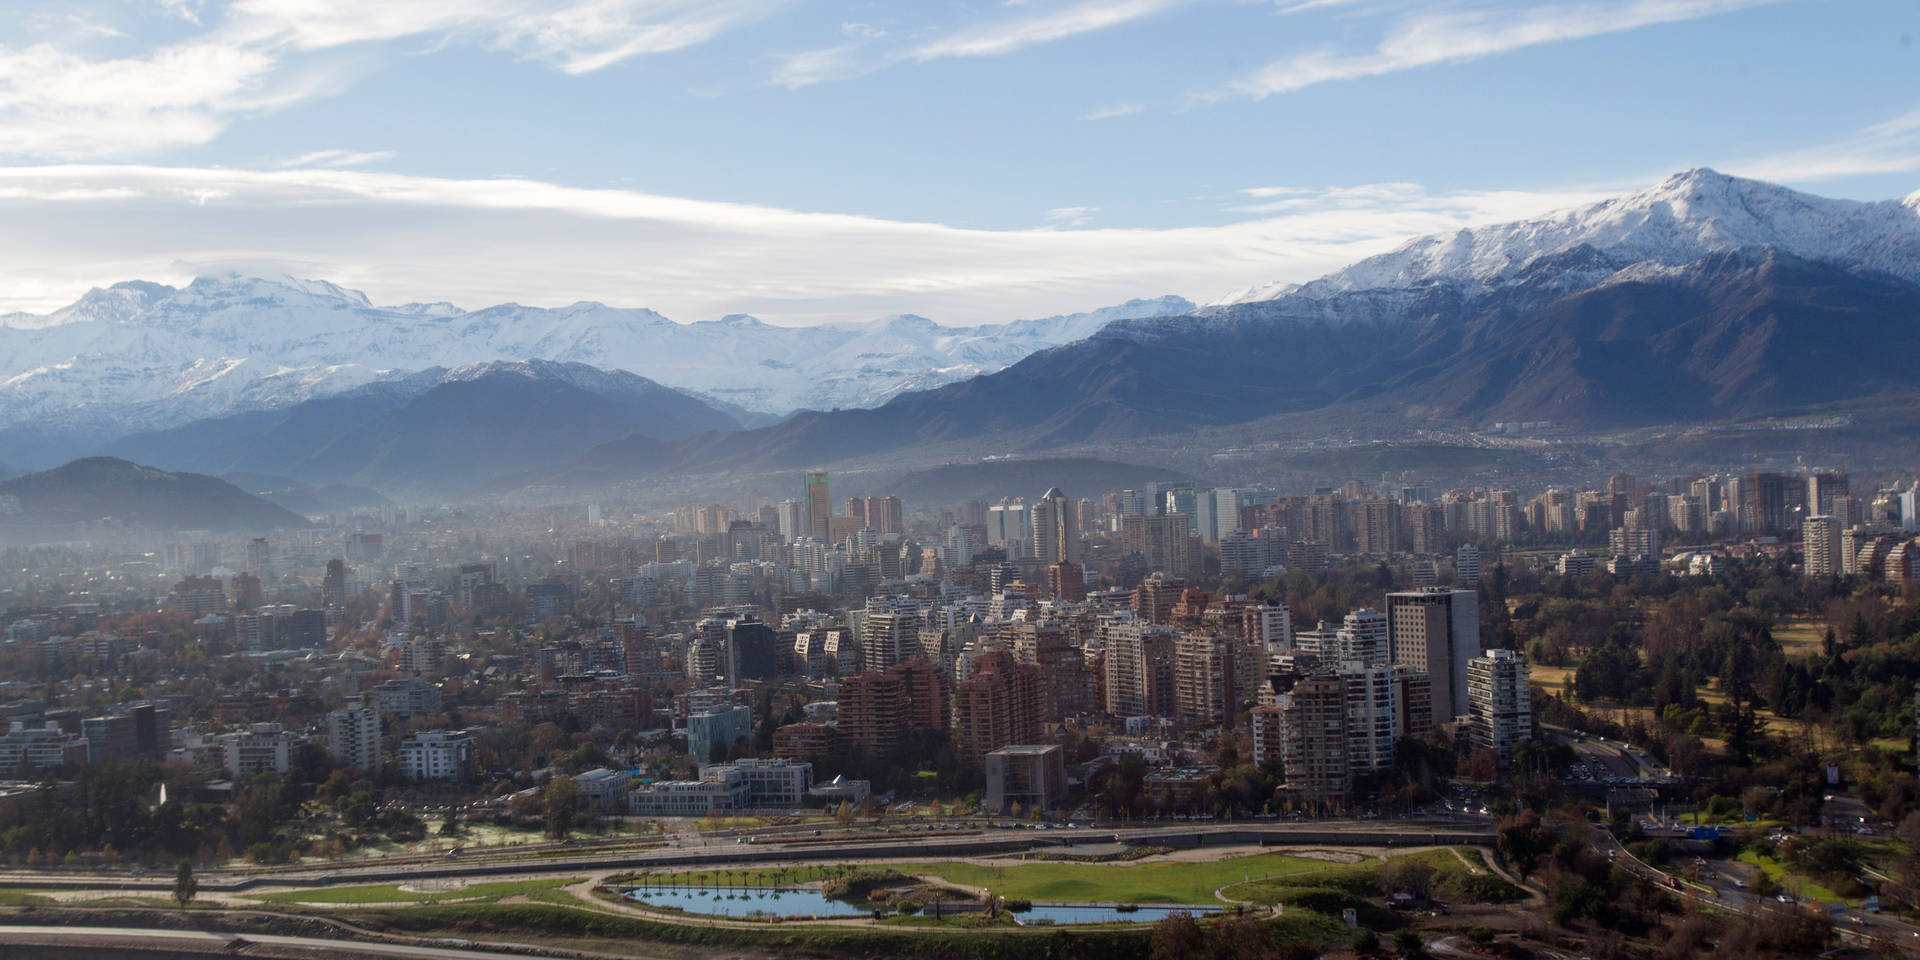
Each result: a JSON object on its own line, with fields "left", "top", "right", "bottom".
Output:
{"left": 495, "top": 169, "right": 1920, "bottom": 489}
{"left": 5, "top": 167, "right": 1917, "bottom": 501}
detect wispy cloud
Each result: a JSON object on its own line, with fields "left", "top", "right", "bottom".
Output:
{"left": 1727, "top": 107, "right": 1920, "bottom": 183}
{"left": 1209, "top": 0, "right": 1781, "bottom": 101}
{"left": 0, "top": 0, "right": 786, "bottom": 159}
{"left": 0, "top": 163, "right": 1616, "bottom": 322}
{"left": 908, "top": 0, "right": 1183, "bottom": 61}
{"left": 1085, "top": 101, "right": 1144, "bottom": 120}
{"left": 280, "top": 149, "right": 397, "bottom": 168}
{"left": 1045, "top": 205, "right": 1100, "bottom": 226}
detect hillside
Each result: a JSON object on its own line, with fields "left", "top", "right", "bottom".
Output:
{"left": 0, "top": 458, "right": 308, "bottom": 536}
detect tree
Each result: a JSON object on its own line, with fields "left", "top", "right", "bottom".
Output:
{"left": 1149, "top": 911, "right": 1205, "bottom": 960}
{"left": 544, "top": 776, "right": 581, "bottom": 839}
{"left": 173, "top": 860, "right": 196, "bottom": 908}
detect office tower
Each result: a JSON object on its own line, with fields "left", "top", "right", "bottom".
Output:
{"left": 246, "top": 537, "right": 273, "bottom": 579}
{"left": 953, "top": 650, "right": 1043, "bottom": 765}
{"left": 845, "top": 497, "right": 867, "bottom": 526}
{"left": 987, "top": 501, "right": 1030, "bottom": 554}
{"left": 1337, "top": 661, "right": 1397, "bottom": 773}
{"left": 322, "top": 559, "right": 347, "bottom": 608}
{"left": 1120, "top": 512, "right": 1192, "bottom": 576}
{"left": 804, "top": 471, "right": 831, "bottom": 541}
{"left": 1466, "top": 649, "right": 1532, "bottom": 766}
{"left": 326, "top": 701, "right": 382, "bottom": 770}
{"left": 1031, "top": 487, "right": 1081, "bottom": 565}
{"left": 1902, "top": 485, "right": 1919, "bottom": 534}
{"left": 1808, "top": 471, "right": 1849, "bottom": 516}
{"left": 1741, "top": 472, "right": 1788, "bottom": 533}
{"left": 725, "top": 616, "right": 778, "bottom": 684}
{"left": 1802, "top": 515, "right": 1841, "bottom": 578}
{"left": 775, "top": 499, "right": 805, "bottom": 541}
{"left": 1387, "top": 588, "right": 1480, "bottom": 724}
{"left": 1454, "top": 544, "right": 1481, "bottom": 588}
{"left": 1276, "top": 673, "right": 1350, "bottom": 802}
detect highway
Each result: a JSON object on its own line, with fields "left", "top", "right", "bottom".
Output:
{"left": 0, "top": 924, "right": 602, "bottom": 960}
{"left": 0, "top": 820, "right": 1494, "bottom": 895}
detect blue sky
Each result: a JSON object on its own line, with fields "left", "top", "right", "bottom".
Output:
{"left": 0, "top": 0, "right": 1915, "bottom": 323}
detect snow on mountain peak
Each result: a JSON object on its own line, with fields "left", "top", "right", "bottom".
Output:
{"left": 1211, "top": 169, "right": 1920, "bottom": 307}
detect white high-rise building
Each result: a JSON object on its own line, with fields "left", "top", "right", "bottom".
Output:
{"left": 1336, "top": 608, "right": 1389, "bottom": 664}
{"left": 1454, "top": 544, "right": 1481, "bottom": 588}
{"left": 1337, "top": 661, "right": 1398, "bottom": 773}
{"left": 1803, "top": 515, "right": 1841, "bottom": 578}
{"left": 326, "top": 702, "right": 382, "bottom": 771}
{"left": 1466, "top": 649, "right": 1531, "bottom": 766}
{"left": 1387, "top": 588, "right": 1481, "bottom": 724}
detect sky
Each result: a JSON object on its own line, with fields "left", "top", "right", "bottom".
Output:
{"left": 0, "top": 0, "right": 1915, "bottom": 324}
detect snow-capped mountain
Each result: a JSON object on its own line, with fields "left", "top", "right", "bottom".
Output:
{"left": 1209, "top": 168, "right": 1920, "bottom": 306}
{"left": 0, "top": 275, "right": 1192, "bottom": 449}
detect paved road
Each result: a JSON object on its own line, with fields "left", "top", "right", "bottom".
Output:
{"left": 0, "top": 924, "right": 586, "bottom": 960}
{"left": 0, "top": 821, "right": 1494, "bottom": 894}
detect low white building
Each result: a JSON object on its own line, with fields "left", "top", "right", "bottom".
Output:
{"left": 398, "top": 729, "right": 474, "bottom": 781}
{"left": 698, "top": 757, "right": 812, "bottom": 808}
{"left": 627, "top": 767, "right": 748, "bottom": 816}
{"left": 222, "top": 722, "right": 296, "bottom": 777}
{"left": 572, "top": 767, "right": 633, "bottom": 809}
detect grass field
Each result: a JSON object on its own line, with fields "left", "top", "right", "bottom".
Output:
{"left": 1774, "top": 618, "right": 1830, "bottom": 657}
{"left": 253, "top": 877, "right": 582, "bottom": 905}
{"left": 897, "top": 852, "right": 1360, "bottom": 905}
{"left": 628, "top": 852, "right": 1353, "bottom": 905}
{"left": 1737, "top": 850, "right": 1848, "bottom": 905}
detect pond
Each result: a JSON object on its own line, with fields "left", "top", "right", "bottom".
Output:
{"left": 1013, "top": 902, "right": 1225, "bottom": 925}
{"left": 622, "top": 885, "right": 870, "bottom": 918}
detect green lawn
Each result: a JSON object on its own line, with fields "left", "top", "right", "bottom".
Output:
{"left": 254, "top": 877, "right": 582, "bottom": 904}
{"left": 894, "top": 852, "right": 1343, "bottom": 905}
{"left": 1737, "top": 851, "right": 1848, "bottom": 905}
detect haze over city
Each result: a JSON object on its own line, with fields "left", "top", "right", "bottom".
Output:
{"left": 0, "top": 3, "right": 1918, "bottom": 960}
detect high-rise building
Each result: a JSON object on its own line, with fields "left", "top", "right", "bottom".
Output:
{"left": 326, "top": 701, "right": 382, "bottom": 771}
{"left": 725, "top": 616, "right": 778, "bottom": 684}
{"left": 860, "top": 610, "right": 917, "bottom": 674}
{"left": 1741, "top": 472, "right": 1789, "bottom": 534}
{"left": 1466, "top": 649, "right": 1532, "bottom": 766}
{"left": 1101, "top": 614, "right": 1173, "bottom": 717}
{"left": 1173, "top": 634, "right": 1237, "bottom": 726}
{"left": 322, "top": 558, "right": 348, "bottom": 609}
{"left": 1276, "top": 673, "right": 1349, "bottom": 802}
{"left": 1120, "top": 513, "right": 1192, "bottom": 576}
{"left": 865, "top": 496, "right": 903, "bottom": 536}
{"left": 1336, "top": 608, "right": 1389, "bottom": 664}
{"left": 1355, "top": 498, "right": 1399, "bottom": 556}
{"left": 1387, "top": 588, "right": 1480, "bottom": 724}
{"left": 804, "top": 471, "right": 831, "bottom": 541}
{"left": 1803, "top": 515, "right": 1841, "bottom": 578}
{"left": 953, "top": 650, "right": 1043, "bottom": 765}
{"left": 1032, "top": 487, "right": 1081, "bottom": 565}
{"left": 837, "top": 670, "right": 909, "bottom": 760}
{"left": 1337, "top": 661, "right": 1397, "bottom": 773}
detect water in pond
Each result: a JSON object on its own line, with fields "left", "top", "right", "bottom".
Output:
{"left": 623, "top": 885, "right": 870, "bottom": 918}
{"left": 1013, "top": 903, "right": 1224, "bottom": 925}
